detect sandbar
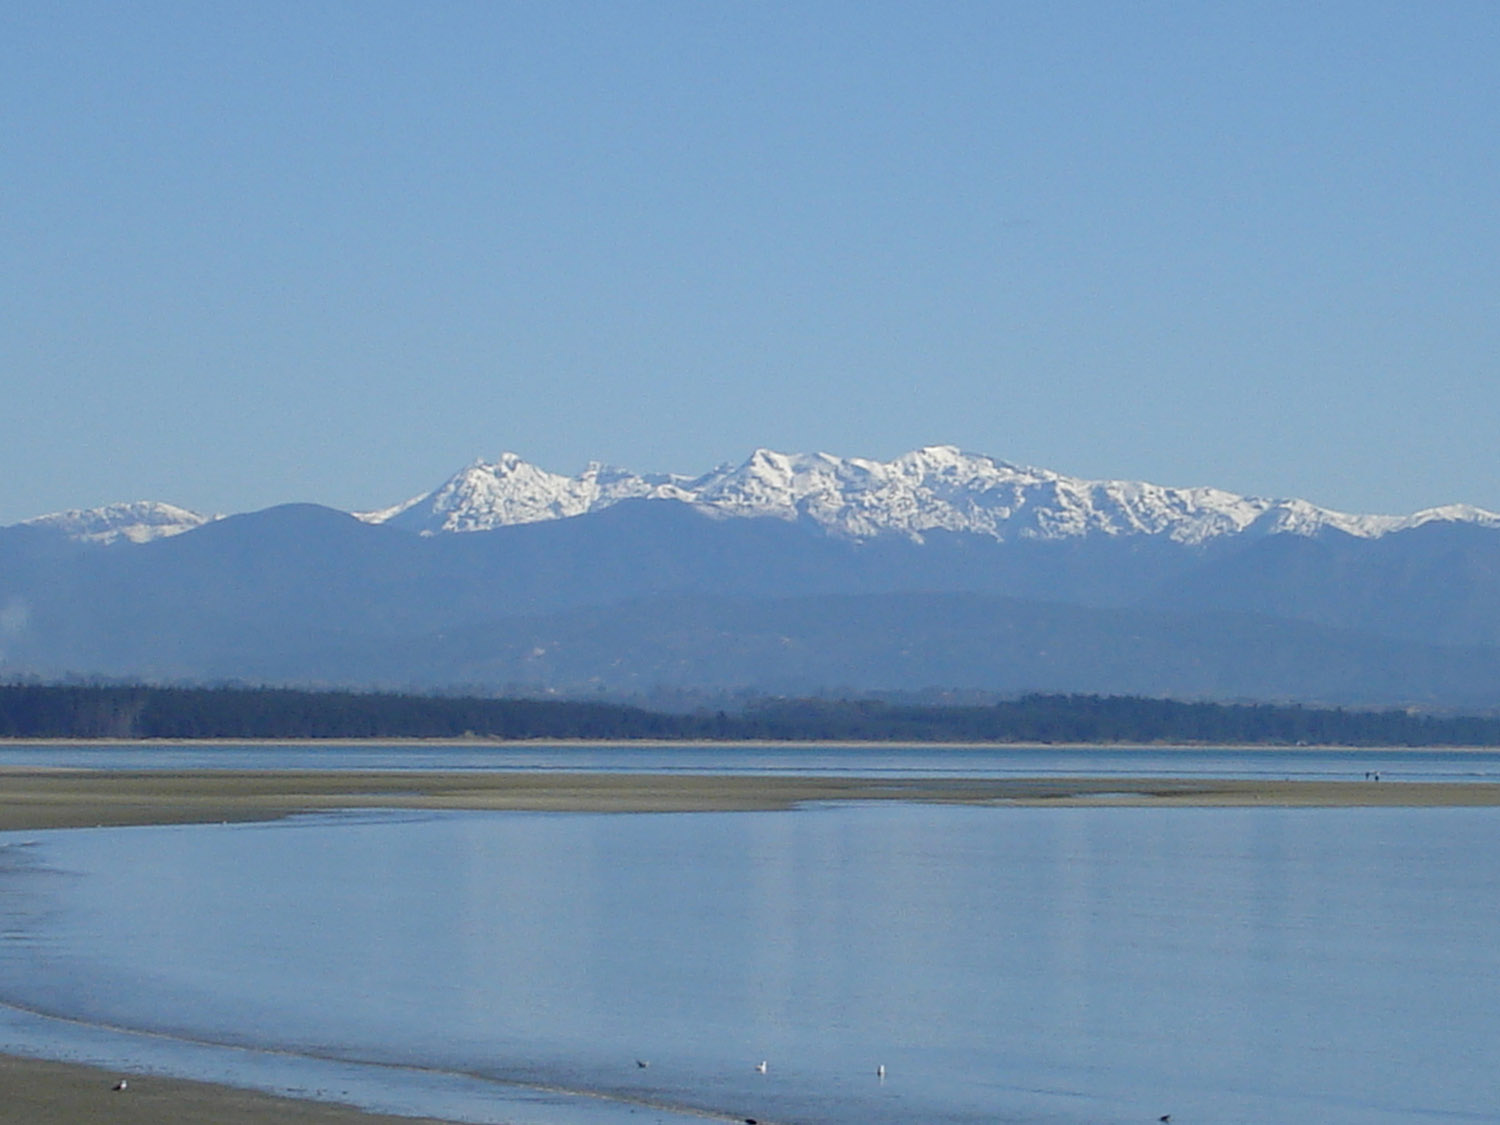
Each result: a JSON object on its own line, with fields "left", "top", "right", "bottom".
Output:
{"left": 1, "top": 768, "right": 1498, "bottom": 832}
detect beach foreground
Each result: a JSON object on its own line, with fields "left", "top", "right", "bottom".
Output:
{"left": 0, "top": 1055, "right": 452, "bottom": 1125}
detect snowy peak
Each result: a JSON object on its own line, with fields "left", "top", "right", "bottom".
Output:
{"left": 354, "top": 447, "right": 1500, "bottom": 545}
{"left": 361, "top": 455, "right": 697, "bottom": 535}
{"left": 20, "top": 501, "right": 214, "bottom": 545}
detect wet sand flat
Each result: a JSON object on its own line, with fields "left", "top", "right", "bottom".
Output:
{"left": 1, "top": 767, "right": 1498, "bottom": 831}
{"left": 0, "top": 1055, "right": 453, "bottom": 1125}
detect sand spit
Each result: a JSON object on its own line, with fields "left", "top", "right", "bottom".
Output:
{"left": 1, "top": 768, "right": 1498, "bottom": 831}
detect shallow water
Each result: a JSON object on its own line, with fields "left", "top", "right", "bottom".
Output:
{"left": 3, "top": 803, "right": 1500, "bottom": 1123}
{"left": 4, "top": 741, "right": 1500, "bottom": 782}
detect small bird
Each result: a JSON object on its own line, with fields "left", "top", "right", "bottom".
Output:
{"left": 1159, "top": 1116, "right": 1171, "bottom": 1123}
{"left": 111, "top": 1079, "right": 128, "bottom": 1092}
{"left": 754, "top": 1060, "right": 768, "bottom": 1074}
{"left": 876, "top": 1064, "right": 886, "bottom": 1079}
{"left": 635, "top": 1059, "right": 650, "bottom": 1069}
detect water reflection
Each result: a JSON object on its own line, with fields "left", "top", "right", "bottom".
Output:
{"left": 2, "top": 806, "right": 1499, "bottom": 1124}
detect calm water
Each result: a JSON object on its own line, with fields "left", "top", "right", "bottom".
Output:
{"left": 3, "top": 801, "right": 1500, "bottom": 1124}
{"left": 4, "top": 741, "right": 1500, "bottom": 781}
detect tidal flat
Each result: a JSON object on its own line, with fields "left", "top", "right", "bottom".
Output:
{"left": 3, "top": 766, "right": 1500, "bottom": 832}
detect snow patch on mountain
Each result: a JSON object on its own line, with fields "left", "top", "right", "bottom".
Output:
{"left": 355, "top": 446, "right": 1500, "bottom": 545}
{"left": 20, "top": 501, "right": 214, "bottom": 545}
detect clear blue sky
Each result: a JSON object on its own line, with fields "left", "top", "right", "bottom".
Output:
{"left": 3, "top": 2, "right": 1497, "bottom": 524}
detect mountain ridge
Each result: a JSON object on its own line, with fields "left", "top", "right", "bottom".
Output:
{"left": 360, "top": 445, "right": 1500, "bottom": 544}
{"left": 15, "top": 446, "right": 1500, "bottom": 547}
{"left": 3, "top": 486, "right": 1500, "bottom": 705}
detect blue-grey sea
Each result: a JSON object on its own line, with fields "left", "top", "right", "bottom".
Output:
{"left": 1, "top": 745, "right": 1499, "bottom": 1124}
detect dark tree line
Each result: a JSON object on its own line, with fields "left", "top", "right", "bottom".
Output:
{"left": 739, "top": 695, "right": 1500, "bottom": 746}
{"left": 0, "top": 684, "right": 692, "bottom": 741}
{"left": 2, "top": 683, "right": 1500, "bottom": 745}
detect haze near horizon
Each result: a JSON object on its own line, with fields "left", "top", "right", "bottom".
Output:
{"left": 4, "top": 2, "right": 1496, "bottom": 526}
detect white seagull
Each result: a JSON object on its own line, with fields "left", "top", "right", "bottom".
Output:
{"left": 754, "top": 1060, "right": 768, "bottom": 1074}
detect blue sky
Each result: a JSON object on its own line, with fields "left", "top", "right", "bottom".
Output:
{"left": 3, "top": 2, "right": 1497, "bottom": 524}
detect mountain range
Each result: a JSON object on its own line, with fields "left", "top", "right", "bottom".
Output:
{"left": 6, "top": 447, "right": 1500, "bottom": 709}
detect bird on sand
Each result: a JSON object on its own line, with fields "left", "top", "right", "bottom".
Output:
{"left": 111, "top": 1079, "right": 128, "bottom": 1092}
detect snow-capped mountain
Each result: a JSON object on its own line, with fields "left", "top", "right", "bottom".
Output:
{"left": 8, "top": 448, "right": 1500, "bottom": 705}
{"left": 359, "top": 452, "right": 701, "bottom": 534}
{"left": 18, "top": 446, "right": 1500, "bottom": 547}
{"left": 19, "top": 501, "right": 214, "bottom": 545}
{"left": 355, "top": 446, "right": 1500, "bottom": 545}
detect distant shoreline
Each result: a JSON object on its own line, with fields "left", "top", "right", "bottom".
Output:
{"left": 5, "top": 736, "right": 1500, "bottom": 751}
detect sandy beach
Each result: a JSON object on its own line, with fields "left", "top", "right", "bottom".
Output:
{"left": 0, "top": 1054, "right": 458, "bottom": 1125}
{"left": 3, "top": 765, "right": 1498, "bottom": 1122}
